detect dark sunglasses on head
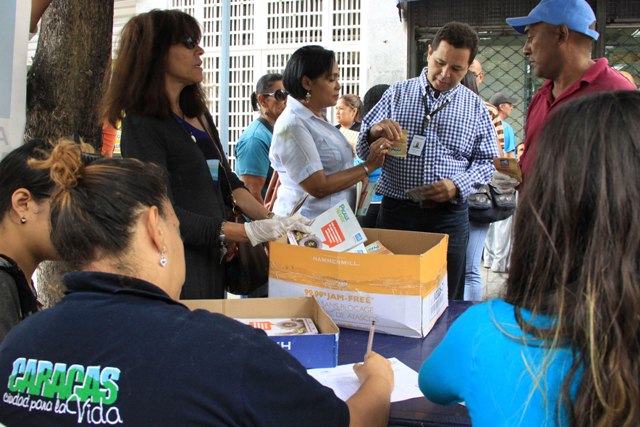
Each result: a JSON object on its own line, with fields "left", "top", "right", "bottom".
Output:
{"left": 182, "top": 37, "right": 199, "bottom": 49}
{"left": 262, "top": 89, "right": 288, "bottom": 101}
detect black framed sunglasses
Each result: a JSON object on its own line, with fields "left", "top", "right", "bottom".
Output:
{"left": 182, "top": 37, "right": 199, "bottom": 49}
{"left": 262, "top": 89, "right": 289, "bottom": 101}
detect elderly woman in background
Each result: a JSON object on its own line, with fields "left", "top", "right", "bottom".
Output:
{"left": 0, "top": 140, "right": 56, "bottom": 341}
{"left": 270, "top": 45, "right": 390, "bottom": 219}
{"left": 102, "top": 10, "right": 308, "bottom": 299}
{"left": 335, "top": 94, "right": 363, "bottom": 132}
{"left": 0, "top": 140, "right": 394, "bottom": 426}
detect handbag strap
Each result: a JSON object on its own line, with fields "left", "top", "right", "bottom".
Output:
{"left": 256, "top": 115, "right": 274, "bottom": 134}
{"left": 197, "top": 115, "right": 240, "bottom": 214}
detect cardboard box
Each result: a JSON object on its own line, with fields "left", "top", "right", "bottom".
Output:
{"left": 269, "top": 228, "right": 449, "bottom": 338}
{"left": 182, "top": 297, "right": 339, "bottom": 368}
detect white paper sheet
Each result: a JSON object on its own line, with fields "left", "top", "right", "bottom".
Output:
{"left": 307, "top": 357, "right": 424, "bottom": 403}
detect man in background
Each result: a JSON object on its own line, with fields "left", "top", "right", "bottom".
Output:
{"left": 490, "top": 92, "right": 516, "bottom": 159}
{"left": 468, "top": 60, "right": 505, "bottom": 156}
{"left": 483, "top": 92, "right": 517, "bottom": 274}
{"left": 236, "top": 73, "right": 287, "bottom": 203}
{"left": 506, "top": 0, "right": 635, "bottom": 179}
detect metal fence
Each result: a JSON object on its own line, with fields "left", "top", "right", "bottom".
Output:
{"left": 172, "top": 0, "right": 363, "bottom": 171}
{"left": 407, "top": 0, "right": 640, "bottom": 143}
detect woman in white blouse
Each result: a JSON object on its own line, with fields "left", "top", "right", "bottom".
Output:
{"left": 269, "top": 45, "right": 390, "bottom": 219}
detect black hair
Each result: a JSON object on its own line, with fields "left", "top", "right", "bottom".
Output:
{"left": 0, "top": 140, "right": 54, "bottom": 219}
{"left": 432, "top": 22, "right": 479, "bottom": 65}
{"left": 283, "top": 45, "right": 336, "bottom": 100}
{"left": 102, "top": 9, "right": 207, "bottom": 125}
{"left": 250, "top": 73, "right": 283, "bottom": 111}
{"left": 460, "top": 71, "right": 479, "bottom": 94}
{"left": 361, "top": 84, "right": 390, "bottom": 118}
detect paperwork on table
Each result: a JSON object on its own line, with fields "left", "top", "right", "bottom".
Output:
{"left": 307, "top": 357, "right": 423, "bottom": 403}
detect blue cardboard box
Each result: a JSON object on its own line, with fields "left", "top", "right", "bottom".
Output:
{"left": 182, "top": 297, "right": 339, "bottom": 369}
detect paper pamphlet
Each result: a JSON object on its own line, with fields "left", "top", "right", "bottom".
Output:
{"left": 365, "top": 240, "right": 394, "bottom": 255}
{"left": 346, "top": 243, "right": 367, "bottom": 254}
{"left": 356, "top": 181, "right": 378, "bottom": 216}
{"left": 237, "top": 318, "right": 319, "bottom": 336}
{"left": 493, "top": 157, "right": 522, "bottom": 182}
{"left": 287, "top": 230, "right": 324, "bottom": 249}
{"left": 387, "top": 129, "right": 408, "bottom": 158}
{"left": 307, "top": 357, "right": 423, "bottom": 403}
{"left": 309, "top": 200, "right": 366, "bottom": 252}
{"left": 339, "top": 127, "right": 360, "bottom": 151}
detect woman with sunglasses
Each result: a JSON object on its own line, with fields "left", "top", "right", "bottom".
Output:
{"left": 102, "top": 10, "right": 310, "bottom": 300}
{"left": 0, "top": 140, "right": 57, "bottom": 341}
{"left": 235, "top": 74, "right": 287, "bottom": 204}
{"left": 269, "top": 45, "right": 391, "bottom": 219}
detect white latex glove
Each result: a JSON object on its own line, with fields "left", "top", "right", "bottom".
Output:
{"left": 276, "top": 213, "right": 313, "bottom": 227}
{"left": 244, "top": 214, "right": 313, "bottom": 246}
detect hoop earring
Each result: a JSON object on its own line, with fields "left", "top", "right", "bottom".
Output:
{"left": 159, "top": 252, "right": 168, "bottom": 267}
{"left": 20, "top": 217, "right": 27, "bottom": 224}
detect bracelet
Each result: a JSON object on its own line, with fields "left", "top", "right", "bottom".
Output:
{"left": 361, "top": 164, "right": 370, "bottom": 176}
{"left": 218, "top": 221, "right": 227, "bottom": 243}
{"left": 265, "top": 211, "right": 276, "bottom": 219}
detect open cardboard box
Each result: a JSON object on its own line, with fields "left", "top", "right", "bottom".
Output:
{"left": 182, "top": 297, "right": 339, "bottom": 368}
{"left": 269, "top": 228, "right": 449, "bottom": 338}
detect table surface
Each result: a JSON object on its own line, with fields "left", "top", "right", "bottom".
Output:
{"left": 338, "top": 301, "right": 473, "bottom": 427}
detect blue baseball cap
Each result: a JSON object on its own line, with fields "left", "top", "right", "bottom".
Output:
{"left": 506, "top": 0, "right": 599, "bottom": 40}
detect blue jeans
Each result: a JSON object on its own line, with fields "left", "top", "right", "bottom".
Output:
{"left": 377, "top": 197, "right": 469, "bottom": 300}
{"left": 464, "top": 221, "right": 489, "bottom": 301}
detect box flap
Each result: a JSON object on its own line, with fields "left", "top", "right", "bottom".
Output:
{"left": 363, "top": 228, "right": 445, "bottom": 255}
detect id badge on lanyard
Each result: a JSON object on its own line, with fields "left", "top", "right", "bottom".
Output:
{"left": 207, "top": 159, "right": 220, "bottom": 182}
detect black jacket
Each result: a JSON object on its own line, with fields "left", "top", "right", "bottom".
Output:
{"left": 121, "top": 112, "right": 245, "bottom": 299}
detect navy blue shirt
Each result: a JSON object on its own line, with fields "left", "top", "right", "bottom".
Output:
{"left": 0, "top": 272, "right": 349, "bottom": 426}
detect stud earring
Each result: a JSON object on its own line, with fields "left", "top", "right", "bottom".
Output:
{"left": 159, "top": 252, "right": 168, "bottom": 267}
{"left": 20, "top": 217, "right": 27, "bottom": 224}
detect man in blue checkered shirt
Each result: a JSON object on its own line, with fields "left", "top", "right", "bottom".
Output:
{"left": 356, "top": 22, "right": 497, "bottom": 300}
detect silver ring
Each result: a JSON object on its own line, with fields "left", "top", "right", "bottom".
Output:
{"left": 380, "top": 144, "right": 384, "bottom": 149}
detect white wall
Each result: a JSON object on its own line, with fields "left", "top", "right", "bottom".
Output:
{"left": 361, "top": 2, "right": 408, "bottom": 90}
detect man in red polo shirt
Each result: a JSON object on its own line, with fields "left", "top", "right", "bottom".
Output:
{"left": 506, "top": 0, "right": 635, "bottom": 179}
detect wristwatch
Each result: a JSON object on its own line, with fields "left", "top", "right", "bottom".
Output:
{"left": 218, "top": 221, "right": 228, "bottom": 263}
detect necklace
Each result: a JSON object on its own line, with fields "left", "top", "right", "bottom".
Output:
{"left": 173, "top": 113, "right": 198, "bottom": 142}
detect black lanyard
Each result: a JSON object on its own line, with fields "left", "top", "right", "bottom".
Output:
{"left": 422, "top": 94, "right": 451, "bottom": 131}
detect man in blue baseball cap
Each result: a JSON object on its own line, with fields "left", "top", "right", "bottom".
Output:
{"left": 506, "top": 0, "right": 634, "bottom": 180}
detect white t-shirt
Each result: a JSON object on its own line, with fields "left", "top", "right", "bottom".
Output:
{"left": 270, "top": 97, "right": 356, "bottom": 219}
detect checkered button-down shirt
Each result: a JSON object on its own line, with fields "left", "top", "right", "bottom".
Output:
{"left": 356, "top": 68, "right": 497, "bottom": 202}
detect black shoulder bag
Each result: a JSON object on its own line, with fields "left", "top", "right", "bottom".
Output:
{"left": 468, "top": 172, "right": 517, "bottom": 224}
{"left": 198, "top": 116, "right": 269, "bottom": 296}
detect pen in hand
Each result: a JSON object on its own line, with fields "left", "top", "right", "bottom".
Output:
{"left": 365, "top": 320, "right": 376, "bottom": 359}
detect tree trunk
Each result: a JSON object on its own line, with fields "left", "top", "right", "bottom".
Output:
{"left": 25, "top": 0, "right": 114, "bottom": 150}
{"left": 35, "top": 261, "right": 71, "bottom": 309}
{"left": 27, "top": 0, "right": 114, "bottom": 307}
